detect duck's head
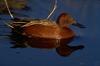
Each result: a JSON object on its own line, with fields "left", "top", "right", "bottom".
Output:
{"left": 56, "top": 13, "right": 86, "bottom": 28}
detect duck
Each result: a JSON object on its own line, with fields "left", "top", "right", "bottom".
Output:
{"left": 21, "top": 12, "right": 85, "bottom": 40}
{"left": 9, "top": 12, "right": 85, "bottom": 57}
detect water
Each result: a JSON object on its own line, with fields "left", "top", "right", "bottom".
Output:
{"left": 0, "top": 0, "right": 100, "bottom": 66}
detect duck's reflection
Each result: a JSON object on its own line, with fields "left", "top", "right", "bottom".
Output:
{"left": 9, "top": 29, "right": 84, "bottom": 57}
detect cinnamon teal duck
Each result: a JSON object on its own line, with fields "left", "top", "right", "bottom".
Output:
{"left": 21, "top": 13, "right": 85, "bottom": 39}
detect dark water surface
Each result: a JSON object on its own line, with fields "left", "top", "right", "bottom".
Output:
{"left": 0, "top": 0, "right": 100, "bottom": 66}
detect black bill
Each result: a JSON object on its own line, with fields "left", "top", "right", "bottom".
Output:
{"left": 72, "top": 22, "right": 86, "bottom": 28}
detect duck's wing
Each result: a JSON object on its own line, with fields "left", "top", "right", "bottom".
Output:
{"left": 22, "top": 19, "right": 56, "bottom": 27}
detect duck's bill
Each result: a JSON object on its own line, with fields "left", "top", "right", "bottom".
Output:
{"left": 72, "top": 23, "right": 86, "bottom": 28}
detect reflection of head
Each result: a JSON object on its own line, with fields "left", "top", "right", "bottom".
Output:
{"left": 56, "top": 45, "right": 84, "bottom": 57}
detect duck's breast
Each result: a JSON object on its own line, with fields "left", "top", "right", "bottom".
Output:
{"left": 59, "top": 27, "right": 75, "bottom": 39}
